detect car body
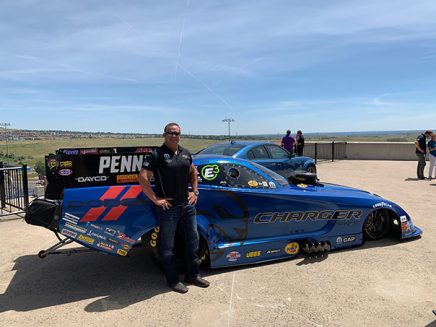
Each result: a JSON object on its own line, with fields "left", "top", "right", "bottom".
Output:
{"left": 26, "top": 147, "right": 422, "bottom": 269}
{"left": 196, "top": 141, "right": 317, "bottom": 178}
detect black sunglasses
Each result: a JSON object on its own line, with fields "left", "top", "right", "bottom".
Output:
{"left": 165, "top": 131, "right": 181, "bottom": 136}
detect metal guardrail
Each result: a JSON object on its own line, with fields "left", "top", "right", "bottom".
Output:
{"left": 303, "top": 142, "right": 347, "bottom": 163}
{"left": 0, "top": 162, "right": 29, "bottom": 217}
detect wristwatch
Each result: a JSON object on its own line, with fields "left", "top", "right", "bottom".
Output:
{"left": 193, "top": 190, "right": 200, "bottom": 196}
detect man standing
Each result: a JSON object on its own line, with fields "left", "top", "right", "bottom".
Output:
{"left": 281, "top": 130, "right": 295, "bottom": 154}
{"left": 415, "top": 130, "right": 432, "bottom": 180}
{"left": 139, "top": 122, "right": 209, "bottom": 293}
{"left": 295, "top": 130, "right": 305, "bottom": 156}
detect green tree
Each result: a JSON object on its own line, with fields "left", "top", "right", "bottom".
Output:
{"left": 34, "top": 161, "right": 45, "bottom": 179}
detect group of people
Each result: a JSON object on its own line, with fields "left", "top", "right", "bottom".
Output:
{"left": 415, "top": 130, "right": 436, "bottom": 180}
{"left": 280, "top": 130, "right": 305, "bottom": 156}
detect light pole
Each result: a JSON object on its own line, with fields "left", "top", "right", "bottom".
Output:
{"left": 222, "top": 118, "right": 235, "bottom": 139}
{"left": 0, "top": 123, "right": 11, "bottom": 164}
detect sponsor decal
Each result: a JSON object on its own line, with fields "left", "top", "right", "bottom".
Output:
{"left": 164, "top": 153, "right": 171, "bottom": 161}
{"left": 105, "top": 228, "right": 117, "bottom": 236}
{"left": 262, "top": 181, "right": 268, "bottom": 187}
{"left": 266, "top": 249, "right": 281, "bottom": 255}
{"left": 75, "top": 176, "right": 109, "bottom": 183}
{"left": 68, "top": 197, "right": 147, "bottom": 209}
{"left": 61, "top": 228, "right": 77, "bottom": 238}
{"left": 116, "top": 174, "right": 138, "bottom": 183}
{"left": 97, "top": 242, "right": 114, "bottom": 251}
{"left": 135, "top": 147, "right": 153, "bottom": 153}
{"left": 248, "top": 180, "right": 259, "bottom": 187}
{"left": 118, "top": 232, "right": 136, "bottom": 244}
{"left": 98, "top": 149, "right": 112, "bottom": 154}
{"left": 254, "top": 210, "right": 363, "bottom": 223}
{"left": 62, "top": 149, "right": 79, "bottom": 155}
{"left": 87, "top": 230, "right": 107, "bottom": 241}
{"left": 122, "top": 243, "right": 130, "bottom": 250}
{"left": 268, "top": 182, "right": 276, "bottom": 188}
{"left": 246, "top": 251, "right": 261, "bottom": 258}
{"left": 107, "top": 237, "right": 119, "bottom": 245}
{"left": 63, "top": 212, "right": 81, "bottom": 225}
{"left": 336, "top": 236, "right": 356, "bottom": 244}
{"left": 48, "top": 159, "right": 58, "bottom": 170}
{"left": 373, "top": 202, "right": 393, "bottom": 209}
{"left": 297, "top": 183, "right": 307, "bottom": 188}
{"left": 80, "top": 149, "right": 98, "bottom": 155}
{"left": 64, "top": 222, "right": 87, "bottom": 234}
{"left": 59, "top": 161, "right": 73, "bottom": 168}
{"left": 78, "top": 234, "right": 95, "bottom": 245}
{"left": 117, "top": 249, "right": 128, "bottom": 256}
{"left": 201, "top": 164, "right": 220, "bottom": 181}
{"left": 87, "top": 222, "right": 103, "bottom": 230}
{"left": 98, "top": 155, "right": 146, "bottom": 174}
{"left": 400, "top": 215, "right": 407, "bottom": 223}
{"left": 58, "top": 169, "right": 73, "bottom": 176}
{"left": 226, "top": 251, "right": 241, "bottom": 262}
{"left": 284, "top": 242, "right": 299, "bottom": 255}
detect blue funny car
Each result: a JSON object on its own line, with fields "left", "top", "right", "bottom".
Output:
{"left": 25, "top": 147, "right": 421, "bottom": 269}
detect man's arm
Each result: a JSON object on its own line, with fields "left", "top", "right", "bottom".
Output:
{"left": 187, "top": 163, "right": 199, "bottom": 205}
{"left": 138, "top": 168, "right": 172, "bottom": 209}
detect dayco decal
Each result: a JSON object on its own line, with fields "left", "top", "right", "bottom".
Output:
{"left": 253, "top": 210, "right": 363, "bottom": 223}
{"left": 98, "top": 155, "right": 146, "bottom": 174}
{"left": 67, "top": 198, "right": 147, "bottom": 209}
{"left": 75, "top": 176, "right": 109, "bottom": 183}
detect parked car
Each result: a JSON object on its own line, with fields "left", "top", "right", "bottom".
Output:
{"left": 25, "top": 147, "right": 422, "bottom": 269}
{"left": 195, "top": 141, "right": 316, "bottom": 180}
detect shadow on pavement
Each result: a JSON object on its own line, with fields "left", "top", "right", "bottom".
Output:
{"left": 0, "top": 247, "right": 169, "bottom": 313}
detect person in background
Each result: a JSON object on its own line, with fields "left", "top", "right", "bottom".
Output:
{"left": 281, "top": 130, "right": 295, "bottom": 154}
{"left": 138, "top": 122, "right": 210, "bottom": 294}
{"left": 427, "top": 132, "right": 436, "bottom": 179}
{"left": 295, "top": 130, "right": 305, "bottom": 156}
{"left": 415, "top": 130, "right": 432, "bottom": 180}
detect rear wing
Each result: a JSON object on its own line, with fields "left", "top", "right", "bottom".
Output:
{"left": 45, "top": 146, "right": 157, "bottom": 200}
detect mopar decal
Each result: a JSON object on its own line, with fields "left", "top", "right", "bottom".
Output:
{"left": 98, "top": 155, "right": 146, "bottom": 174}
{"left": 201, "top": 164, "right": 220, "bottom": 181}
{"left": 253, "top": 210, "right": 362, "bottom": 223}
{"left": 67, "top": 197, "right": 147, "bottom": 209}
{"left": 336, "top": 236, "right": 356, "bottom": 244}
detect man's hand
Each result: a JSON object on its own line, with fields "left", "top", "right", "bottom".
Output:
{"left": 155, "top": 198, "right": 173, "bottom": 210}
{"left": 188, "top": 192, "right": 198, "bottom": 205}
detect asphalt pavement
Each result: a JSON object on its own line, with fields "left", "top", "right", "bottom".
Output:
{"left": 0, "top": 160, "right": 435, "bottom": 327}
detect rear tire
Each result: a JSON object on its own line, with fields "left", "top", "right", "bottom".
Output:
{"left": 363, "top": 209, "right": 391, "bottom": 240}
{"left": 141, "top": 227, "right": 210, "bottom": 271}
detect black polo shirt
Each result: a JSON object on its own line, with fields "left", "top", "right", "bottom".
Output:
{"left": 142, "top": 143, "right": 192, "bottom": 205}
{"left": 416, "top": 134, "right": 427, "bottom": 154}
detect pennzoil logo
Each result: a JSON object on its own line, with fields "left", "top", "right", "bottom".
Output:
{"left": 284, "top": 242, "right": 299, "bottom": 255}
{"left": 78, "top": 234, "right": 95, "bottom": 245}
{"left": 117, "top": 249, "right": 127, "bottom": 256}
{"left": 117, "top": 174, "right": 138, "bottom": 183}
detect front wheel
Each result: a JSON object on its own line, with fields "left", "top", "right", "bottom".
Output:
{"left": 363, "top": 210, "right": 391, "bottom": 240}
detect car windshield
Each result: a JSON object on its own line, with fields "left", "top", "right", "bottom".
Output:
{"left": 249, "top": 161, "right": 289, "bottom": 187}
{"left": 197, "top": 143, "right": 246, "bottom": 156}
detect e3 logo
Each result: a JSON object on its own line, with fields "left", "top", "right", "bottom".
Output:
{"left": 201, "top": 164, "right": 220, "bottom": 181}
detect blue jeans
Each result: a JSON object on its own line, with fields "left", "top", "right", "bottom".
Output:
{"left": 416, "top": 153, "right": 426, "bottom": 178}
{"left": 157, "top": 203, "right": 200, "bottom": 284}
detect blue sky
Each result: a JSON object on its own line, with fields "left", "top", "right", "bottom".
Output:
{"left": 1, "top": 0, "right": 436, "bottom": 135}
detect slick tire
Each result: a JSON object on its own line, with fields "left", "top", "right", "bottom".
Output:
{"left": 363, "top": 209, "right": 391, "bottom": 240}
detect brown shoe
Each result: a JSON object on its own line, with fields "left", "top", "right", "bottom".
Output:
{"left": 168, "top": 282, "right": 188, "bottom": 294}
{"left": 184, "top": 276, "right": 210, "bottom": 288}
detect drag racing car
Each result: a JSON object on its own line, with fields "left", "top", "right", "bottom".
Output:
{"left": 195, "top": 140, "right": 317, "bottom": 179}
{"left": 25, "top": 146, "right": 422, "bottom": 269}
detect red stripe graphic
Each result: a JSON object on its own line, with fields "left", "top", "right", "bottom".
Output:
{"left": 80, "top": 186, "right": 126, "bottom": 222}
{"left": 102, "top": 186, "right": 142, "bottom": 221}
